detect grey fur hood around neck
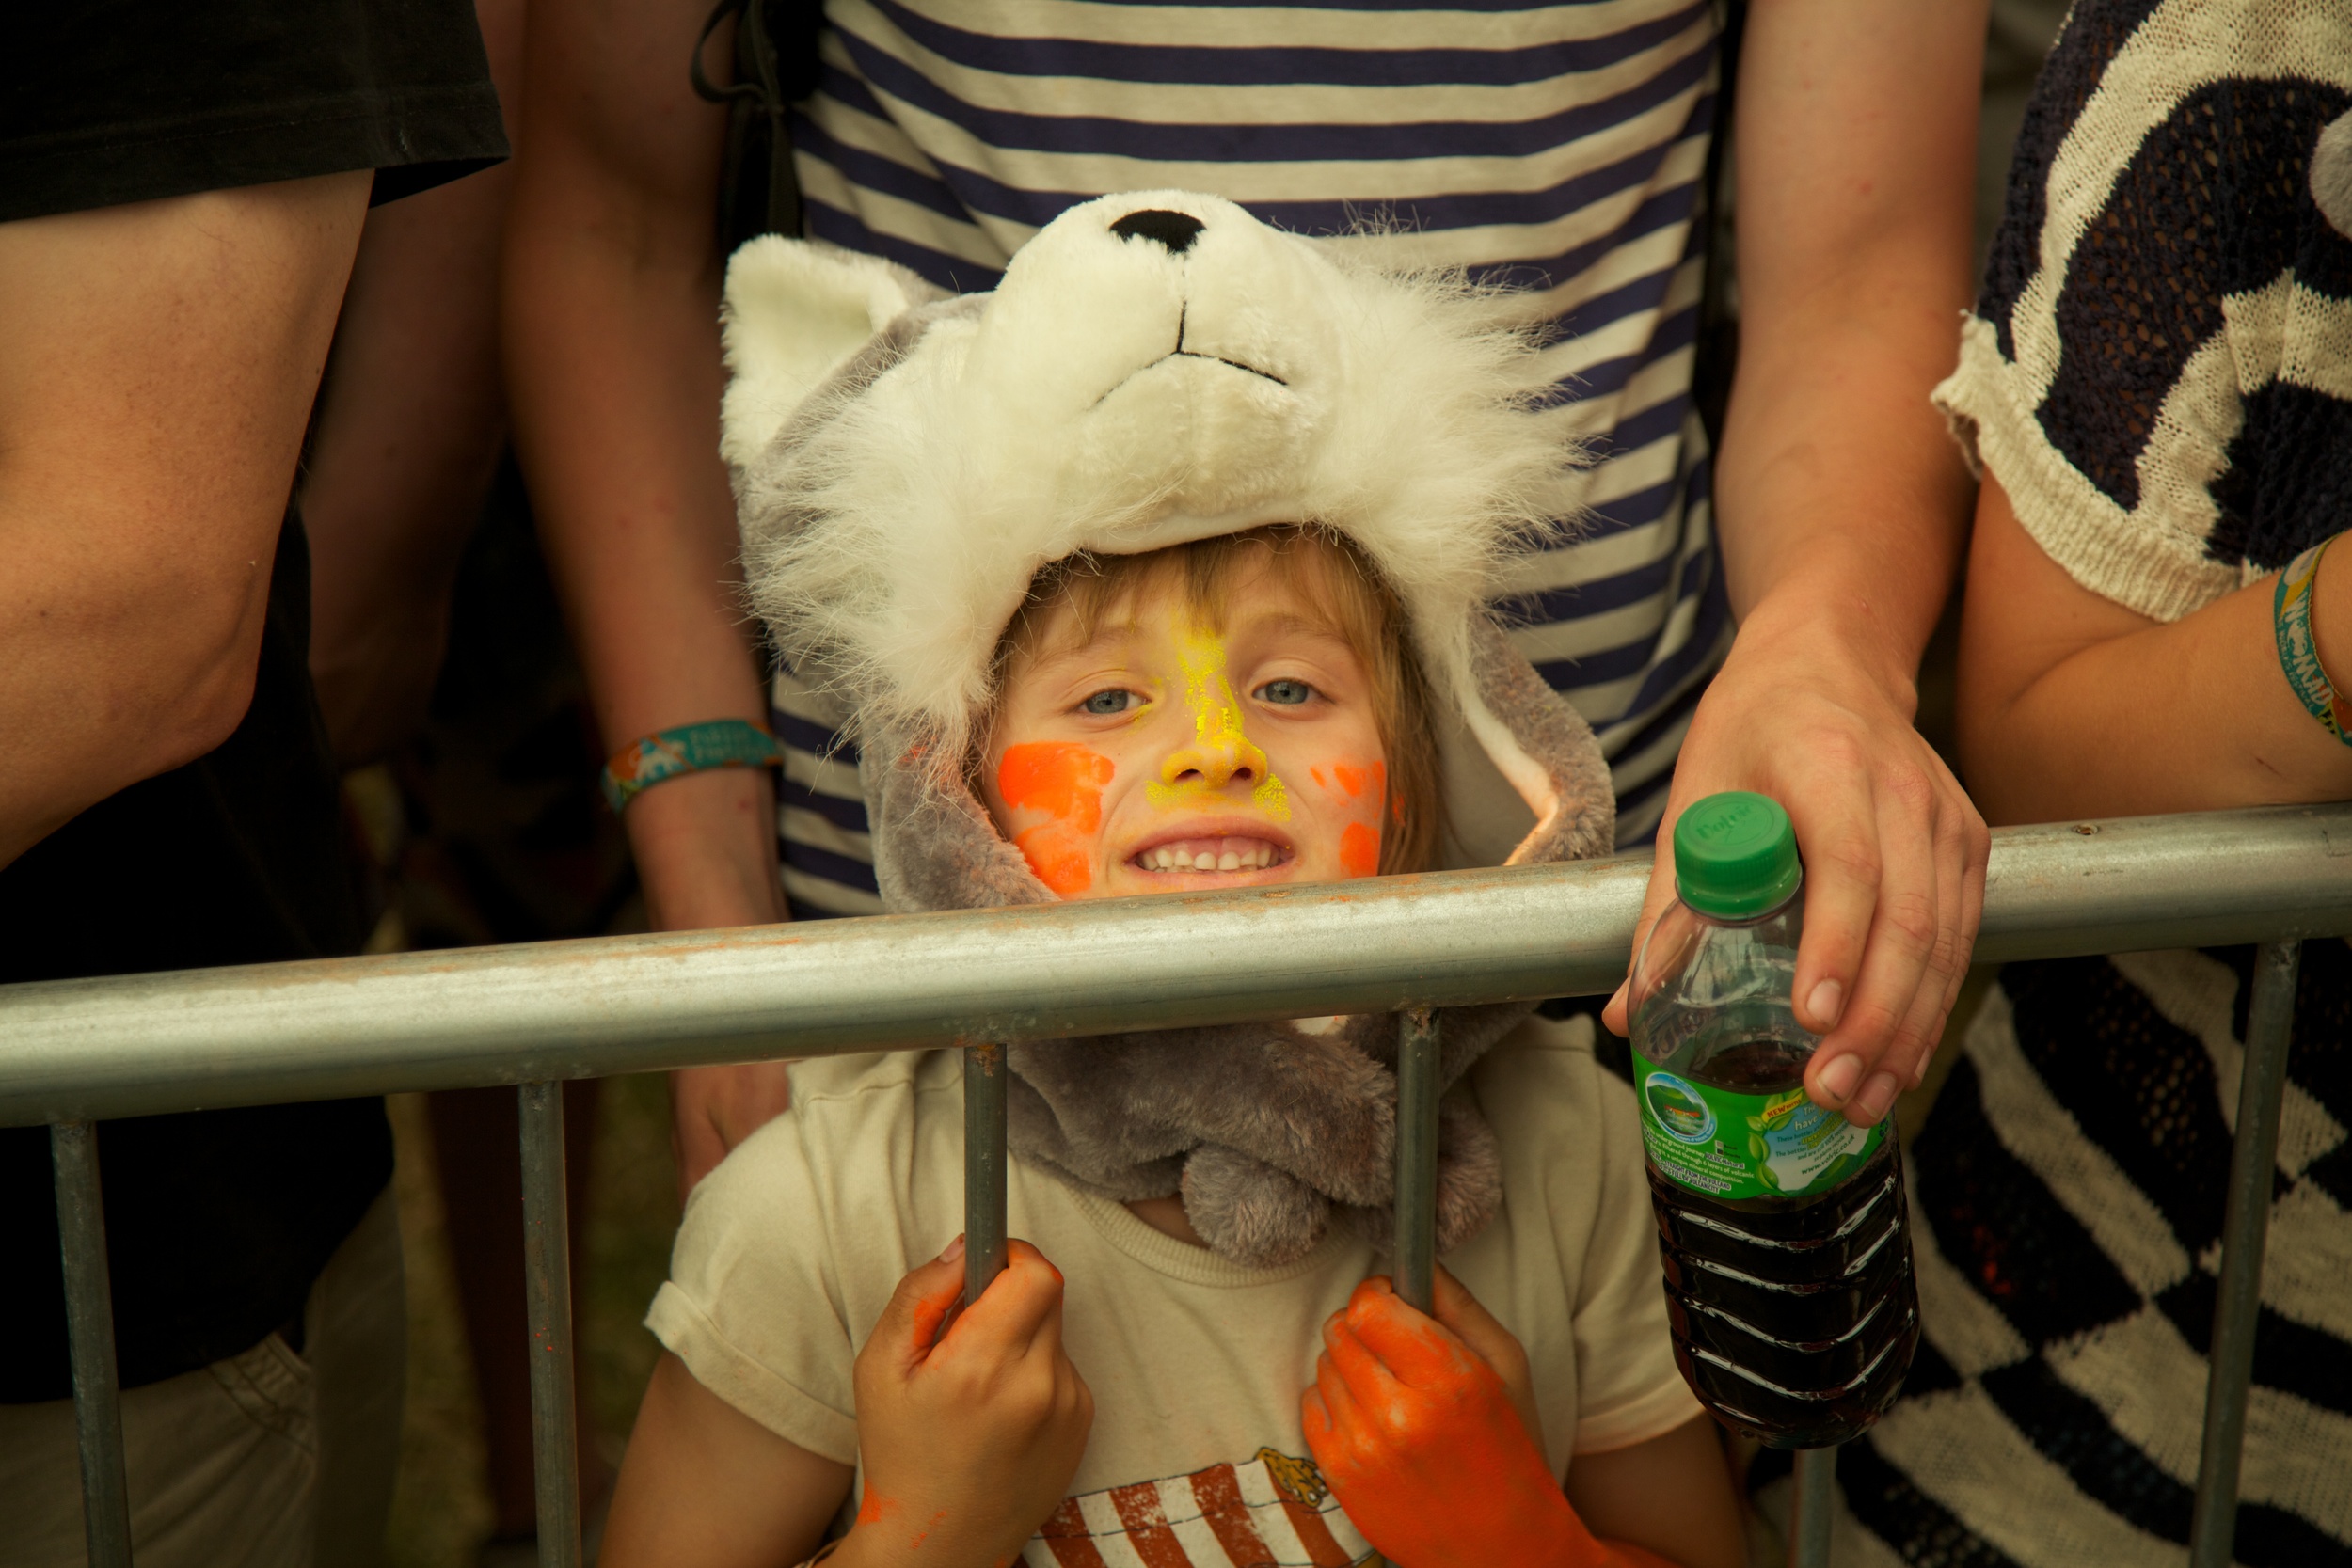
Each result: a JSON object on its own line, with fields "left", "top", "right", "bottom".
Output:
{"left": 723, "top": 193, "right": 1616, "bottom": 1267}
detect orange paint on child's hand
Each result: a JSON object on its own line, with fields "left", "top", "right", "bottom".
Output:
{"left": 1303, "top": 1276, "right": 1609, "bottom": 1568}
{"left": 1339, "top": 821, "right": 1379, "bottom": 878}
{"left": 998, "top": 742, "right": 1115, "bottom": 895}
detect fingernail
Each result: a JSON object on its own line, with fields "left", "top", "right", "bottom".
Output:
{"left": 1806, "top": 978, "right": 1846, "bottom": 1030}
{"left": 1816, "top": 1053, "right": 1864, "bottom": 1104}
{"left": 939, "top": 1234, "right": 965, "bottom": 1263}
{"left": 1853, "top": 1073, "right": 1900, "bottom": 1124}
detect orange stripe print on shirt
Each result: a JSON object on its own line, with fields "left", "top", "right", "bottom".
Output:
{"left": 1024, "top": 1449, "right": 1373, "bottom": 1568}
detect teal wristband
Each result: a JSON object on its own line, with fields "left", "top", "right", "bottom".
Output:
{"left": 600, "top": 719, "right": 785, "bottom": 814}
{"left": 2274, "top": 536, "right": 2352, "bottom": 747}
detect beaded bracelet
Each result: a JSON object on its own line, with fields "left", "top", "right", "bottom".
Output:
{"left": 600, "top": 719, "right": 785, "bottom": 814}
{"left": 2274, "top": 535, "right": 2352, "bottom": 746}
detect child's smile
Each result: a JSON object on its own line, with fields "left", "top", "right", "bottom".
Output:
{"left": 980, "top": 550, "right": 1389, "bottom": 899}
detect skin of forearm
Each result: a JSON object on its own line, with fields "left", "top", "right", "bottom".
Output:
{"left": 502, "top": 91, "right": 784, "bottom": 928}
{"left": 0, "top": 175, "right": 369, "bottom": 867}
{"left": 1718, "top": 0, "right": 1985, "bottom": 685}
{"left": 1960, "top": 511, "right": 2352, "bottom": 824}
{"left": 1715, "top": 301, "right": 1977, "bottom": 697}
{"left": 304, "top": 168, "right": 515, "bottom": 765}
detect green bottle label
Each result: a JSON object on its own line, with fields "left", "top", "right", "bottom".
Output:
{"left": 1634, "top": 1059, "right": 1883, "bottom": 1201}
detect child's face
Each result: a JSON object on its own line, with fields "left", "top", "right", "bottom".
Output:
{"left": 981, "top": 551, "right": 1391, "bottom": 899}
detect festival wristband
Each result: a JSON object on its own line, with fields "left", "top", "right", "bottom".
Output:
{"left": 600, "top": 719, "right": 785, "bottom": 814}
{"left": 2275, "top": 536, "right": 2352, "bottom": 746}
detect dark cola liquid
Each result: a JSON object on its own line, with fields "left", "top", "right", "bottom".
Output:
{"left": 1647, "top": 1040, "right": 1919, "bottom": 1449}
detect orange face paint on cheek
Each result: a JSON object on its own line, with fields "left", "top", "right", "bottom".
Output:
{"left": 995, "top": 742, "right": 1116, "bottom": 896}
{"left": 996, "top": 742, "right": 1114, "bottom": 829}
{"left": 1015, "top": 825, "right": 1095, "bottom": 895}
{"left": 1340, "top": 821, "right": 1379, "bottom": 879}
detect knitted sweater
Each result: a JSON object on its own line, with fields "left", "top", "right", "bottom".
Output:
{"left": 1932, "top": 0, "right": 2352, "bottom": 623}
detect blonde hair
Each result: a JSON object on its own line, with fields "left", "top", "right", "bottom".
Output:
{"left": 991, "top": 526, "right": 1441, "bottom": 874}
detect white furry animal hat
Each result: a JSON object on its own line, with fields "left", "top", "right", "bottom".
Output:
{"left": 723, "top": 193, "right": 1618, "bottom": 1266}
{"left": 725, "top": 190, "right": 1599, "bottom": 870}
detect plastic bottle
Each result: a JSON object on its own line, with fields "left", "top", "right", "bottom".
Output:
{"left": 1628, "top": 790, "right": 1918, "bottom": 1449}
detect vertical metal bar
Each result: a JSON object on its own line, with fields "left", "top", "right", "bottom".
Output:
{"left": 1788, "top": 1446, "right": 1836, "bottom": 1568}
{"left": 964, "top": 1043, "right": 1009, "bottom": 1307}
{"left": 518, "top": 1082, "right": 581, "bottom": 1568}
{"left": 2188, "top": 939, "right": 2301, "bottom": 1568}
{"left": 1393, "top": 1006, "right": 1440, "bottom": 1315}
{"left": 52, "top": 1120, "right": 132, "bottom": 1568}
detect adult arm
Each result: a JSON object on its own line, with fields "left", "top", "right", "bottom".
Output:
{"left": 1607, "top": 0, "right": 1993, "bottom": 1129}
{"left": 303, "top": 0, "right": 525, "bottom": 768}
{"left": 502, "top": 0, "right": 790, "bottom": 1186}
{"left": 0, "top": 173, "right": 370, "bottom": 869}
{"left": 1959, "top": 476, "right": 2352, "bottom": 823}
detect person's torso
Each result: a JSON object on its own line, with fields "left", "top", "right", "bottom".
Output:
{"left": 784, "top": 1026, "right": 1616, "bottom": 1563}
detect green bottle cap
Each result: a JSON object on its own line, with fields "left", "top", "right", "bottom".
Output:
{"left": 1673, "top": 791, "right": 1801, "bottom": 919}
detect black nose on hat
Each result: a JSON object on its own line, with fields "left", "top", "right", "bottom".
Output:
{"left": 1109, "top": 208, "right": 1204, "bottom": 254}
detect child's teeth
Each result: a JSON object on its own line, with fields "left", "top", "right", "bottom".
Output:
{"left": 1139, "top": 837, "right": 1282, "bottom": 872}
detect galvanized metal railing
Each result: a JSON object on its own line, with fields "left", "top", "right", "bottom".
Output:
{"left": 6, "top": 804, "right": 2349, "bottom": 1568}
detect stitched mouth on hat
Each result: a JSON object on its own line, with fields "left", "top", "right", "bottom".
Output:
{"left": 1089, "top": 303, "right": 1289, "bottom": 408}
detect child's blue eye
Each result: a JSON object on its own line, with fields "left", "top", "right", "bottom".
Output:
{"left": 1080, "top": 689, "right": 1139, "bottom": 716}
{"left": 1255, "top": 679, "right": 1316, "bottom": 705}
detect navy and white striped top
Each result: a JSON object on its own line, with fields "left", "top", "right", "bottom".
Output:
{"left": 772, "top": 0, "right": 1730, "bottom": 917}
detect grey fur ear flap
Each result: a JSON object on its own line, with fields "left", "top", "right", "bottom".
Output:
{"left": 1343, "top": 1090, "right": 1503, "bottom": 1259}
{"left": 1181, "top": 1145, "right": 1331, "bottom": 1267}
{"left": 719, "top": 237, "right": 945, "bottom": 471}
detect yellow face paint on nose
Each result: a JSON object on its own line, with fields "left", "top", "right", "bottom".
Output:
{"left": 1149, "top": 626, "right": 1291, "bottom": 819}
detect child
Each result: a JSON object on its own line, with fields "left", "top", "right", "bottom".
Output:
{"left": 601, "top": 194, "right": 1744, "bottom": 1568}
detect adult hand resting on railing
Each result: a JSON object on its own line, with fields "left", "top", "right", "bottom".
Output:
{"left": 502, "top": 0, "right": 794, "bottom": 1196}
{"left": 1602, "top": 2, "right": 1994, "bottom": 1128}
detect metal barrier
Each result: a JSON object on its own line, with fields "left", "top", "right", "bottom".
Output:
{"left": 7, "top": 804, "right": 2348, "bottom": 1568}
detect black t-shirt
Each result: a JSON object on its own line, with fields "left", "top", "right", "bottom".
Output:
{"left": 0, "top": 0, "right": 502, "bottom": 1400}
{"left": 0, "top": 519, "right": 394, "bottom": 1402}
{"left": 1, "top": 0, "right": 504, "bottom": 221}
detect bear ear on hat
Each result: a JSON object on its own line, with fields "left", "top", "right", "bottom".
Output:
{"left": 719, "top": 237, "right": 945, "bottom": 470}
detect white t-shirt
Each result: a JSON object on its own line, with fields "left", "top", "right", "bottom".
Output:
{"left": 650, "top": 1012, "right": 1699, "bottom": 1567}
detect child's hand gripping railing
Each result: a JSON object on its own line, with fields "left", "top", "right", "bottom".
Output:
{"left": 8, "top": 805, "right": 2351, "bottom": 1568}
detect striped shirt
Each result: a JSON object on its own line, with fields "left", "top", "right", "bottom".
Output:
{"left": 771, "top": 0, "right": 1730, "bottom": 917}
